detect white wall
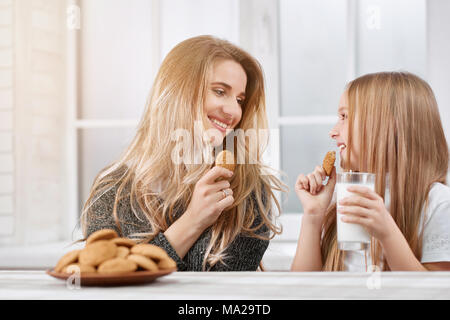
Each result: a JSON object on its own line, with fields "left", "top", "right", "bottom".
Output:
{"left": 428, "top": 0, "right": 450, "bottom": 149}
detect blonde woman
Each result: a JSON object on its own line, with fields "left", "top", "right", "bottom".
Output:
{"left": 80, "top": 35, "right": 286, "bottom": 271}
{"left": 292, "top": 72, "right": 450, "bottom": 271}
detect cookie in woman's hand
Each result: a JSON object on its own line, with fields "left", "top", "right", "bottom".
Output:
{"left": 215, "top": 150, "right": 235, "bottom": 172}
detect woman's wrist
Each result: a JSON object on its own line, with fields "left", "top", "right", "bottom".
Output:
{"left": 163, "top": 210, "right": 205, "bottom": 259}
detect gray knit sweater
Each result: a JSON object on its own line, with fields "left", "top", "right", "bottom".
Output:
{"left": 84, "top": 185, "right": 270, "bottom": 271}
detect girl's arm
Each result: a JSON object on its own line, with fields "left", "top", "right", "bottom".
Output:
{"left": 338, "top": 185, "right": 450, "bottom": 271}
{"left": 291, "top": 214, "right": 323, "bottom": 271}
{"left": 380, "top": 224, "right": 427, "bottom": 271}
{"left": 291, "top": 166, "right": 337, "bottom": 271}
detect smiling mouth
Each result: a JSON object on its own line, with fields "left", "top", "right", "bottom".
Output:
{"left": 208, "top": 116, "right": 230, "bottom": 131}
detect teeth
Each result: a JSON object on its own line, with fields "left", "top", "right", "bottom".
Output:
{"left": 210, "top": 117, "right": 228, "bottom": 129}
{"left": 339, "top": 144, "right": 346, "bottom": 150}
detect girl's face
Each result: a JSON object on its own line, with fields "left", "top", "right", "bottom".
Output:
{"left": 329, "top": 91, "right": 360, "bottom": 171}
{"left": 203, "top": 59, "right": 246, "bottom": 146}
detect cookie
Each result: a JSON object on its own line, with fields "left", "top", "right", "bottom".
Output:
{"left": 130, "top": 244, "right": 169, "bottom": 261}
{"left": 215, "top": 150, "right": 235, "bottom": 173}
{"left": 127, "top": 254, "right": 158, "bottom": 271}
{"left": 55, "top": 249, "right": 81, "bottom": 273}
{"left": 110, "top": 237, "right": 136, "bottom": 248}
{"left": 86, "top": 229, "right": 119, "bottom": 245}
{"left": 322, "top": 151, "right": 336, "bottom": 176}
{"left": 79, "top": 240, "right": 118, "bottom": 267}
{"left": 97, "top": 258, "right": 138, "bottom": 274}
{"left": 64, "top": 263, "right": 96, "bottom": 274}
{"left": 116, "top": 246, "right": 130, "bottom": 258}
{"left": 157, "top": 257, "right": 177, "bottom": 270}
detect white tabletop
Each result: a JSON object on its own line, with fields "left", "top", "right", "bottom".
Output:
{"left": 1, "top": 270, "right": 450, "bottom": 300}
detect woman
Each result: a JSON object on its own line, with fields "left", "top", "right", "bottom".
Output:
{"left": 291, "top": 71, "right": 450, "bottom": 271}
{"left": 80, "top": 35, "right": 286, "bottom": 271}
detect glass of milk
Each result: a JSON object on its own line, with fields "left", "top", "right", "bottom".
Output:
{"left": 336, "top": 172, "right": 375, "bottom": 251}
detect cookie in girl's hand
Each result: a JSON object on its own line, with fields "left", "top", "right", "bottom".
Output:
{"left": 322, "top": 151, "right": 336, "bottom": 176}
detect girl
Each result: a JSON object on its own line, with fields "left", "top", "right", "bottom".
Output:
{"left": 80, "top": 35, "right": 286, "bottom": 271}
{"left": 291, "top": 71, "right": 450, "bottom": 271}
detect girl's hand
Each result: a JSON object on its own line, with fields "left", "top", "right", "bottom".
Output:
{"left": 337, "top": 185, "right": 397, "bottom": 243}
{"left": 295, "top": 166, "right": 337, "bottom": 224}
{"left": 184, "top": 166, "right": 234, "bottom": 231}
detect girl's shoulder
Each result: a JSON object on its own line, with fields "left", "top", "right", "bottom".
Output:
{"left": 425, "top": 182, "right": 450, "bottom": 220}
{"left": 428, "top": 182, "right": 450, "bottom": 209}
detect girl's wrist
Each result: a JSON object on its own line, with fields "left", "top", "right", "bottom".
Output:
{"left": 301, "top": 213, "right": 325, "bottom": 230}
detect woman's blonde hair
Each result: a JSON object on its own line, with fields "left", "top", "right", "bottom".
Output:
{"left": 321, "top": 71, "right": 449, "bottom": 271}
{"left": 80, "top": 35, "right": 286, "bottom": 270}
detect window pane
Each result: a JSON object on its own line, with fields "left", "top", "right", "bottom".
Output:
{"left": 78, "top": 128, "right": 136, "bottom": 208}
{"left": 80, "top": 0, "right": 153, "bottom": 119}
{"left": 356, "top": 0, "right": 426, "bottom": 77}
{"left": 279, "top": 0, "right": 348, "bottom": 116}
{"left": 280, "top": 125, "right": 337, "bottom": 213}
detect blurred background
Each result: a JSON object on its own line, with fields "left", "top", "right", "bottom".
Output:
{"left": 0, "top": 0, "right": 449, "bottom": 270}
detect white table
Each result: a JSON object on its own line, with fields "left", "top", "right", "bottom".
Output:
{"left": 1, "top": 270, "right": 450, "bottom": 300}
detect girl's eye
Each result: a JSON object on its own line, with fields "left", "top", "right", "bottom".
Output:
{"left": 339, "top": 113, "right": 348, "bottom": 120}
{"left": 214, "top": 89, "right": 225, "bottom": 96}
{"left": 237, "top": 98, "right": 244, "bottom": 105}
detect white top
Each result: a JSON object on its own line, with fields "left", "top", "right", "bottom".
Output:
{"left": 344, "top": 182, "right": 450, "bottom": 272}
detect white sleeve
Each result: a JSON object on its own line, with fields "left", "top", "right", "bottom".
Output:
{"left": 421, "top": 200, "right": 450, "bottom": 263}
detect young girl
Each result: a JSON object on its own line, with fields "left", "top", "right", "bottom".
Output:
{"left": 80, "top": 35, "right": 286, "bottom": 271}
{"left": 291, "top": 71, "right": 450, "bottom": 271}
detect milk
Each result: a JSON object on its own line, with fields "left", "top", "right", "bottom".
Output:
{"left": 336, "top": 179, "right": 374, "bottom": 250}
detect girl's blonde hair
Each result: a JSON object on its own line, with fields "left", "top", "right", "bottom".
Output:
{"left": 321, "top": 71, "right": 449, "bottom": 271}
{"left": 80, "top": 35, "right": 286, "bottom": 270}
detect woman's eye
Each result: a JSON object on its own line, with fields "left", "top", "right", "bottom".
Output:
{"left": 214, "top": 89, "right": 225, "bottom": 96}
{"left": 339, "top": 113, "right": 348, "bottom": 120}
{"left": 237, "top": 98, "right": 244, "bottom": 105}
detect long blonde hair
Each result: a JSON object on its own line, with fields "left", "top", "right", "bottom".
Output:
{"left": 80, "top": 35, "right": 286, "bottom": 270}
{"left": 322, "top": 71, "right": 449, "bottom": 271}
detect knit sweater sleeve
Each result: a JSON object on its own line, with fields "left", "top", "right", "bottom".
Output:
{"left": 83, "top": 185, "right": 187, "bottom": 271}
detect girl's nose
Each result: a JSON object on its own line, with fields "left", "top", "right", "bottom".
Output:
{"left": 329, "top": 125, "right": 339, "bottom": 139}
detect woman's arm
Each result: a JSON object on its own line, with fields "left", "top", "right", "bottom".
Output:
{"left": 291, "top": 215, "right": 323, "bottom": 271}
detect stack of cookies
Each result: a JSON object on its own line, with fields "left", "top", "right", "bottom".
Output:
{"left": 54, "top": 229, "right": 177, "bottom": 275}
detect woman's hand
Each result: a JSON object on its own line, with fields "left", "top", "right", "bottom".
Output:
{"left": 295, "top": 166, "right": 336, "bottom": 224}
{"left": 337, "top": 185, "right": 397, "bottom": 243}
{"left": 184, "top": 166, "right": 234, "bottom": 232}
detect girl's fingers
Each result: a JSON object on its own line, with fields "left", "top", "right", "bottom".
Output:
{"left": 314, "top": 166, "right": 327, "bottom": 182}
{"left": 338, "top": 205, "right": 371, "bottom": 218}
{"left": 346, "top": 185, "right": 379, "bottom": 200}
{"left": 338, "top": 195, "right": 373, "bottom": 209}
{"left": 296, "top": 174, "right": 310, "bottom": 191}
{"left": 340, "top": 214, "right": 369, "bottom": 226}
{"left": 313, "top": 169, "right": 325, "bottom": 193}
{"left": 307, "top": 173, "right": 318, "bottom": 194}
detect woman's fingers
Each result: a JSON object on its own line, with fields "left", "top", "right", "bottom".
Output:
{"left": 202, "top": 166, "right": 233, "bottom": 184}
{"left": 210, "top": 180, "right": 231, "bottom": 193}
{"left": 211, "top": 188, "right": 233, "bottom": 202}
{"left": 216, "top": 192, "right": 234, "bottom": 211}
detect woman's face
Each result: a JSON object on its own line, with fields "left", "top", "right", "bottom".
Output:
{"left": 203, "top": 59, "right": 247, "bottom": 146}
{"left": 329, "top": 91, "right": 360, "bottom": 171}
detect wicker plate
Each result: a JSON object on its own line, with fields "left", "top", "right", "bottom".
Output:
{"left": 46, "top": 267, "right": 176, "bottom": 287}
